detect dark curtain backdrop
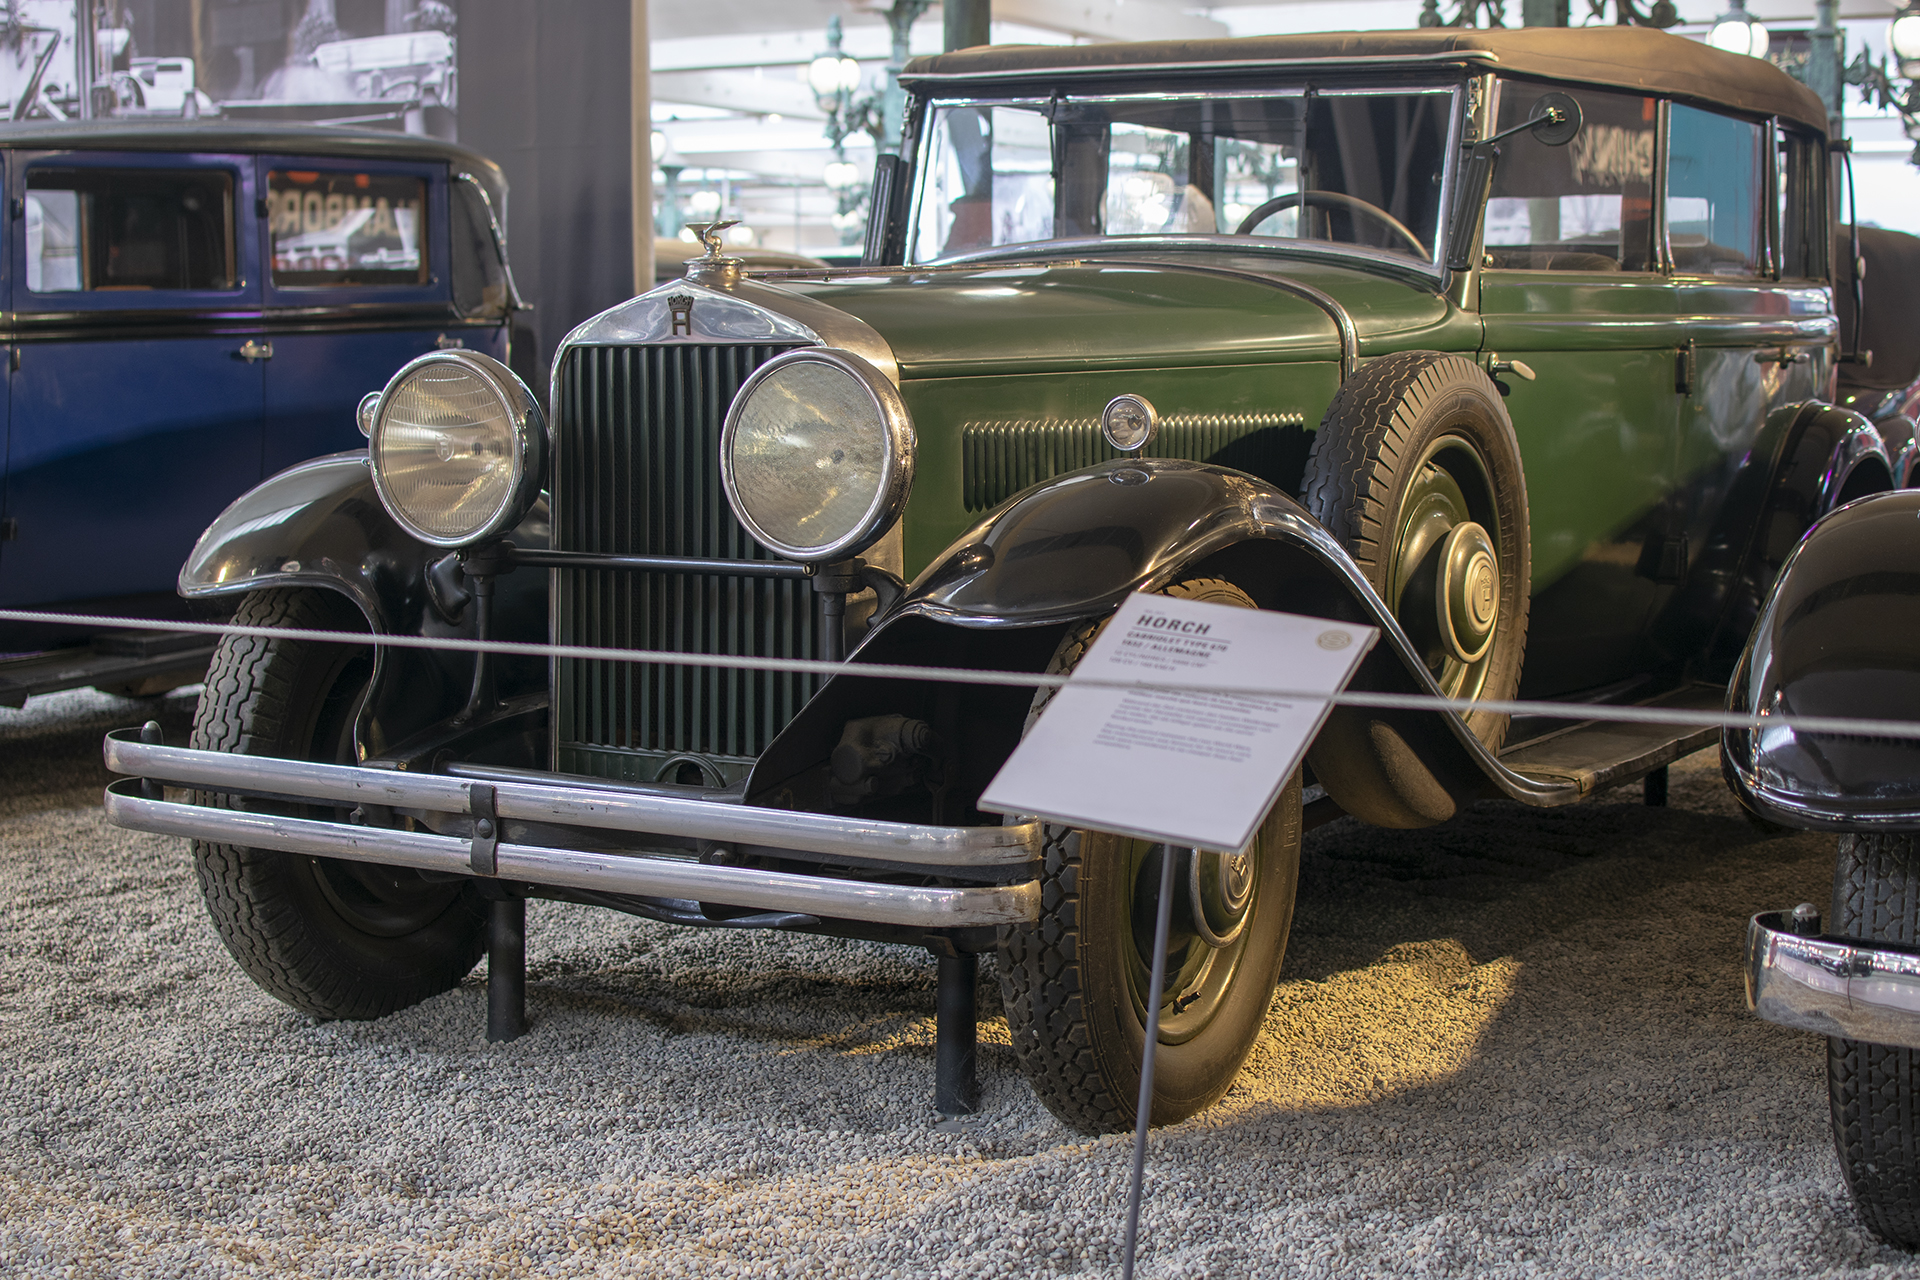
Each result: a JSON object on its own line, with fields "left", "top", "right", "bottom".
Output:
{"left": 454, "top": 0, "right": 637, "bottom": 392}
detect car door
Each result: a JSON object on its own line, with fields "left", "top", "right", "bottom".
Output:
{"left": 257, "top": 155, "right": 505, "bottom": 476}
{"left": 1476, "top": 82, "right": 1691, "bottom": 699}
{"left": 1662, "top": 107, "right": 1832, "bottom": 636}
{"left": 0, "top": 150, "right": 264, "bottom": 611}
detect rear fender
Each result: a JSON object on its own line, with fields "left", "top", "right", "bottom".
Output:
{"left": 1661, "top": 402, "right": 1894, "bottom": 669}
{"left": 1723, "top": 488, "right": 1920, "bottom": 830}
{"left": 180, "top": 451, "right": 550, "bottom": 755}
{"left": 753, "top": 459, "right": 1560, "bottom": 826}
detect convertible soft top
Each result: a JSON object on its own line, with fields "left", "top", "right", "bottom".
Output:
{"left": 902, "top": 27, "right": 1829, "bottom": 135}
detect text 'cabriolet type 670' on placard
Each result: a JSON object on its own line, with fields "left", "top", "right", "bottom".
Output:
{"left": 100, "top": 26, "right": 1920, "bottom": 1233}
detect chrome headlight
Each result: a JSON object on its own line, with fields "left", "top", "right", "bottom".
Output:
{"left": 720, "top": 348, "right": 915, "bottom": 563}
{"left": 367, "top": 350, "right": 546, "bottom": 548}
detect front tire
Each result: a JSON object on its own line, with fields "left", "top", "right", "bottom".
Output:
{"left": 191, "top": 589, "right": 486, "bottom": 1020}
{"left": 996, "top": 578, "right": 1303, "bottom": 1134}
{"left": 1829, "top": 833, "right": 1920, "bottom": 1247}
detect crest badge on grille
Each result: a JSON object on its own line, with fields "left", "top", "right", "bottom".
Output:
{"left": 668, "top": 293, "right": 694, "bottom": 337}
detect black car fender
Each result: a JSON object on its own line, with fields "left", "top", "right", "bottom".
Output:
{"left": 1656, "top": 400, "right": 1895, "bottom": 670}
{"left": 1723, "top": 487, "right": 1920, "bottom": 830}
{"left": 750, "top": 458, "right": 1565, "bottom": 827}
{"left": 179, "top": 451, "right": 550, "bottom": 754}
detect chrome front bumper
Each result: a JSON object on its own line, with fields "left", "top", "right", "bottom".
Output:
{"left": 103, "top": 730, "right": 1041, "bottom": 930}
{"left": 1746, "top": 910, "right": 1920, "bottom": 1049}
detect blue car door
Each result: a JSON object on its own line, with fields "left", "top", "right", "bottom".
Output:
{"left": 258, "top": 155, "right": 507, "bottom": 476}
{"left": 1, "top": 149, "right": 264, "bottom": 611}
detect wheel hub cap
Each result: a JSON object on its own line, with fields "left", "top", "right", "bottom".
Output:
{"left": 1435, "top": 521, "right": 1498, "bottom": 665}
{"left": 1189, "top": 849, "right": 1255, "bottom": 948}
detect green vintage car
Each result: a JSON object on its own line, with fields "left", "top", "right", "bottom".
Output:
{"left": 105, "top": 27, "right": 1902, "bottom": 1134}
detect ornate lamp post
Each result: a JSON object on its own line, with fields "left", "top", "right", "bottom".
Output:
{"left": 1841, "top": 3, "right": 1920, "bottom": 163}
{"left": 808, "top": 16, "right": 883, "bottom": 156}
{"left": 1707, "top": 0, "right": 1771, "bottom": 58}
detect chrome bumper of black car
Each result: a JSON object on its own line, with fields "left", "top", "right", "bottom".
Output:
{"left": 1746, "top": 910, "right": 1920, "bottom": 1049}
{"left": 102, "top": 730, "right": 1041, "bottom": 930}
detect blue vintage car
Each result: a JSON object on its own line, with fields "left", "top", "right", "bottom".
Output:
{"left": 0, "top": 121, "right": 518, "bottom": 703}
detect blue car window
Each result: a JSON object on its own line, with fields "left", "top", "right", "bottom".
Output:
{"left": 25, "top": 167, "right": 235, "bottom": 292}
{"left": 267, "top": 168, "right": 427, "bottom": 286}
{"left": 1666, "top": 103, "right": 1767, "bottom": 278}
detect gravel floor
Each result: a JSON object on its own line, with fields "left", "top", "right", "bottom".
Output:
{"left": 3, "top": 688, "right": 1918, "bottom": 1277}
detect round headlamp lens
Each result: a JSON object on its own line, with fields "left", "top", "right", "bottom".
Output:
{"left": 724, "top": 353, "right": 910, "bottom": 560}
{"left": 371, "top": 355, "right": 533, "bottom": 546}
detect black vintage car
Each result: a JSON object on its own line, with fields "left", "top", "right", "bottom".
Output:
{"left": 1727, "top": 224, "right": 1920, "bottom": 1247}
{"left": 99, "top": 28, "right": 1920, "bottom": 1138}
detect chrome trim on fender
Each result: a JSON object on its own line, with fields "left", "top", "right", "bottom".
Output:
{"left": 104, "top": 780, "right": 1038, "bottom": 929}
{"left": 1747, "top": 910, "right": 1920, "bottom": 1049}
{"left": 103, "top": 730, "right": 1040, "bottom": 868}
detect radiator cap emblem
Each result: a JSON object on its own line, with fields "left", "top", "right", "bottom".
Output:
{"left": 683, "top": 220, "right": 746, "bottom": 286}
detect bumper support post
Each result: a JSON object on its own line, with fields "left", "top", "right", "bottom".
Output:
{"left": 485, "top": 889, "right": 528, "bottom": 1042}
{"left": 935, "top": 951, "right": 979, "bottom": 1116}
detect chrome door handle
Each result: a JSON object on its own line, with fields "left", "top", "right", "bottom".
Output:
{"left": 237, "top": 339, "right": 274, "bottom": 362}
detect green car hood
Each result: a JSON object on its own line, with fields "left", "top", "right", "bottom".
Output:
{"left": 783, "top": 251, "right": 1472, "bottom": 378}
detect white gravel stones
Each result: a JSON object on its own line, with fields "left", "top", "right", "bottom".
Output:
{"left": 2, "top": 688, "right": 1917, "bottom": 1276}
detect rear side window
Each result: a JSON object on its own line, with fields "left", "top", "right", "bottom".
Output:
{"left": 1485, "top": 83, "right": 1656, "bottom": 272}
{"left": 1666, "top": 103, "right": 1768, "bottom": 277}
{"left": 25, "top": 167, "right": 236, "bottom": 292}
{"left": 267, "top": 168, "right": 427, "bottom": 287}
{"left": 1777, "top": 127, "right": 1825, "bottom": 280}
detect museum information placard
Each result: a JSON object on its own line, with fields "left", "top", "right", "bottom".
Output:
{"left": 979, "top": 594, "right": 1378, "bottom": 852}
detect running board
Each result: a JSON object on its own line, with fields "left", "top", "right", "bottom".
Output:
{"left": 0, "top": 633, "right": 216, "bottom": 706}
{"left": 1498, "top": 681, "right": 1723, "bottom": 800}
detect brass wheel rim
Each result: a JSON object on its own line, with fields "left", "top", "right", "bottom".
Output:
{"left": 1386, "top": 434, "right": 1502, "bottom": 702}
{"left": 1122, "top": 841, "right": 1260, "bottom": 1045}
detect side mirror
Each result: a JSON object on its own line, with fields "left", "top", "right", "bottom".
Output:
{"left": 1445, "top": 93, "right": 1585, "bottom": 271}
{"left": 1530, "top": 92, "right": 1583, "bottom": 147}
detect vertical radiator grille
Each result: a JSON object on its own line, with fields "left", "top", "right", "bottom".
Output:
{"left": 552, "top": 342, "right": 817, "bottom": 783}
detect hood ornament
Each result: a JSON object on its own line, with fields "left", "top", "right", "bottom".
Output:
{"left": 683, "top": 219, "right": 746, "bottom": 286}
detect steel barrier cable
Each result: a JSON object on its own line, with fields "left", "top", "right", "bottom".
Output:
{"left": 3, "top": 607, "right": 1915, "bottom": 740}
{"left": 6, "top": 601, "right": 1910, "bottom": 1274}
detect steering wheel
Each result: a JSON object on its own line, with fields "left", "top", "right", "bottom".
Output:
{"left": 1233, "top": 190, "right": 1428, "bottom": 257}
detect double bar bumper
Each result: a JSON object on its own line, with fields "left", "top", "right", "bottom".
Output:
{"left": 103, "top": 730, "right": 1041, "bottom": 929}
{"left": 1746, "top": 910, "right": 1920, "bottom": 1048}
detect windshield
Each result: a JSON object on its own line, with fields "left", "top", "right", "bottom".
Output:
{"left": 908, "top": 86, "right": 1459, "bottom": 268}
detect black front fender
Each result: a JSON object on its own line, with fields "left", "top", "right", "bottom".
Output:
{"left": 180, "top": 451, "right": 550, "bottom": 755}
{"left": 1724, "top": 488, "right": 1920, "bottom": 830}
{"left": 753, "top": 459, "right": 1573, "bottom": 827}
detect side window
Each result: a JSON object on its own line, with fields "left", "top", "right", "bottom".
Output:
{"left": 1485, "top": 83, "right": 1656, "bottom": 272}
{"left": 450, "top": 176, "right": 509, "bottom": 318}
{"left": 1777, "top": 127, "right": 1825, "bottom": 280}
{"left": 25, "top": 167, "right": 235, "bottom": 292}
{"left": 267, "top": 168, "right": 426, "bottom": 287}
{"left": 1666, "top": 103, "right": 1767, "bottom": 277}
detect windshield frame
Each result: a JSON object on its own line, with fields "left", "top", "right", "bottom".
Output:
{"left": 902, "top": 80, "right": 1466, "bottom": 280}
